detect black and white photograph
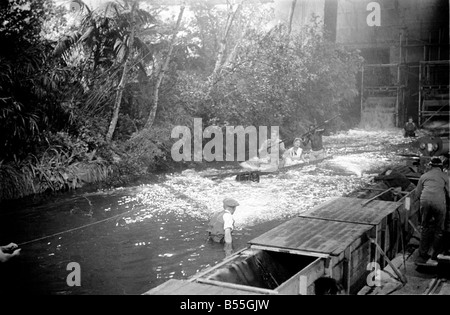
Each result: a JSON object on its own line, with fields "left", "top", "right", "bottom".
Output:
{"left": 0, "top": 0, "right": 449, "bottom": 299}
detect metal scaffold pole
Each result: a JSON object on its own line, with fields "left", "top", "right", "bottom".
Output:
{"left": 418, "top": 63, "right": 422, "bottom": 126}
{"left": 360, "top": 66, "right": 364, "bottom": 122}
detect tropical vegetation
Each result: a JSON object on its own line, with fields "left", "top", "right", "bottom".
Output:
{"left": 0, "top": 0, "right": 363, "bottom": 202}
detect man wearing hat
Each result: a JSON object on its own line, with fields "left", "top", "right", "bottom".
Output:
{"left": 414, "top": 157, "right": 449, "bottom": 266}
{"left": 207, "top": 198, "right": 240, "bottom": 246}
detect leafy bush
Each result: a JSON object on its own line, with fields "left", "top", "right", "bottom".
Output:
{"left": 0, "top": 162, "right": 34, "bottom": 201}
{"left": 124, "top": 125, "right": 174, "bottom": 171}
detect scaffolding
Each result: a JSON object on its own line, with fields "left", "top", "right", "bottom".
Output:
{"left": 401, "top": 27, "right": 449, "bottom": 127}
{"left": 418, "top": 60, "right": 450, "bottom": 127}
{"left": 360, "top": 28, "right": 449, "bottom": 129}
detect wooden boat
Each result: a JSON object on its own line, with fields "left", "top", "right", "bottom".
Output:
{"left": 204, "top": 155, "right": 334, "bottom": 181}
{"left": 145, "top": 195, "right": 410, "bottom": 295}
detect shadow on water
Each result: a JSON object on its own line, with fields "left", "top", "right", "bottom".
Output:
{"left": 0, "top": 185, "right": 283, "bottom": 295}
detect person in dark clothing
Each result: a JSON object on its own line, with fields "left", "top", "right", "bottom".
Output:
{"left": 302, "top": 125, "right": 325, "bottom": 161}
{"left": 414, "top": 157, "right": 449, "bottom": 266}
{"left": 404, "top": 117, "right": 417, "bottom": 137}
{"left": 314, "top": 277, "right": 343, "bottom": 295}
{"left": 375, "top": 168, "right": 414, "bottom": 191}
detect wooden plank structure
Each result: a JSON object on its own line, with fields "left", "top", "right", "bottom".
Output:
{"left": 299, "top": 197, "right": 400, "bottom": 226}
{"left": 299, "top": 197, "right": 402, "bottom": 266}
{"left": 249, "top": 217, "right": 372, "bottom": 256}
{"left": 146, "top": 217, "right": 378, "bottom": 295}
{"left": 203, "top": 155, "right": 334, "bottom": 181}
{"left": 143, "top": 279, "right": 262, "bottom": 295}
{"left": 249, "top": 217, "right": 374, "bottom": 294}
{"left": 146, "top": 197, "right": 406, "bottom": 296}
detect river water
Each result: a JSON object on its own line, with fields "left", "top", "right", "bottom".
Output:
{"left": 0, "top": 183, "right": 284, "bottom": 295}
{"left": 0, "top": 129, "right": 412, "bottom": 295}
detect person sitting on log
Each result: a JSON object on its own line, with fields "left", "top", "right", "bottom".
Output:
{"left": 240, "top": 128, "right": 285, "bottom": 172}
{"left": 282, "top": 138, "right": 305, "bottom": 167}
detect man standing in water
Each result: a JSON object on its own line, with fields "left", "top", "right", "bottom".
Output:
{"left": 207, "top": 198, "right": 239, "bottom": 256}
{"left": 404, "top": 116, "right": 417, "bottom": 137}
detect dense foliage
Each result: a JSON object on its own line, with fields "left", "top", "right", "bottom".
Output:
{"left": 0, "top": 0, "right": 363, "bottom": 201}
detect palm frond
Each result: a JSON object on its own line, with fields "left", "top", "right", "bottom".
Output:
{"left": 53, "top": 33, "right": 81, "bottom": 57}
{"left": 134, "top": 37, "right": 154, "bottom": 63}
{"left": 79, "top": 25, "right": 94, "bottom": 41}
{"left": 136, "top": 8, "right": 157, "bottom": 25}
{"left": 72, "top": 0, "right": 92, "bottom": 15}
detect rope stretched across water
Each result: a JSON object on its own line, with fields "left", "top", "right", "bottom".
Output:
{"left": 17, "top": 204, "right": 144, "bottom": 247}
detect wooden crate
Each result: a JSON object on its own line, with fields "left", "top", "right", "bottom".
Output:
{"left": 149, "top": 216, "right": 374, "bottom": 295}
{"left": 146, "top": 197, "right": 403, "bottom": 296}
{"left": 299, "top": 197, "right": 402, "bottom": 266}
{"left": 248, "top": 216, "right": 375, "bottom": 294}
{"left": 143, "top": 278, "right": 263, "bottom": 295}
{"left": 190, "top": 246, "right": 325, "bottom": 295}
{"left": 146, "top": 247, "right": 325, "bottom": 295}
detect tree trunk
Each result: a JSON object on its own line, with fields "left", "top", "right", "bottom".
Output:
{"left": 105, "top": 2, "right": 137, "bottom": 143}
{"left": 221, "top": 19, "right": 251, "bottom": 73}
{"left": 144, "top": 5, "right": 185, "bottom": 131}
{"left": 208, "top": 1, "right": 242, "bottom": 94}
{"left": 287, "top": 0, "right": 297, "bottom": 37}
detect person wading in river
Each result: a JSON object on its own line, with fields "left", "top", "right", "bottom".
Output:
{"left": 207, "top": 198, "right": 239, "bottom": 256}
{"left": 404, "top": 116, "right": 417, "bottom": 138}
{"left": 414, "top": 157, "right": 450, "bottom": 267}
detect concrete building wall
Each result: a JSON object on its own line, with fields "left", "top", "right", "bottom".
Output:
{"left": 335, "top": 0, "right": 449, "bottom": 61}
{"left": 273, "top": 0, "right": 448, "bottom": 62}
{"left": 336, "top": 0, "right": 401, "bottom": 47}
{"left": 331, "top": 0, "right": 448, "bottom": 126}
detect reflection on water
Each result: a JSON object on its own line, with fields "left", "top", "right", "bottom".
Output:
{"left": 0, "top": 186, "right": 283, "bottom": 295}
